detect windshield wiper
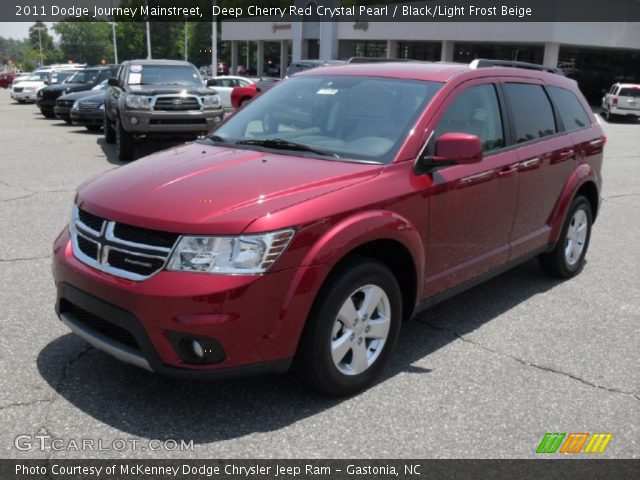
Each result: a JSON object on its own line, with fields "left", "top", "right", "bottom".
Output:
{"left": 205, "top": 134, "right": 228, "bottom": 143}
{"left": 234, "top": 138, "right": 339, "bottom": 158}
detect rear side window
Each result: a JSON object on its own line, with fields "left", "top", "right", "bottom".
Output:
{"left": 547, "top": 86, "right": 591, "bottom": 131}
{"left": 434, "top": 84, "right": 504, "bottom": 153}
{"left": 619, "top": 87, "right": 640, "bottom": 98}
{"left": 504, "top": 83, "right": 556, "bottom": 143}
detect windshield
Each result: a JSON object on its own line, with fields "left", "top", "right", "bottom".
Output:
{"left": 52, "top": 71, "right": 75, "bottom": 84}
{"left": 27, "top": 72, "right": 50, "bottom": 82}
{"left": 126, "top": 65, "right": 202, "bottom": 86}
{"left": 211, "top": 75, "right": 441, "bottom": 163}
{"left": 92, "top": 80, "right": 108, "bottom": 91}
{"left": 67, "top": 70, "right": 100, "bottom": 84}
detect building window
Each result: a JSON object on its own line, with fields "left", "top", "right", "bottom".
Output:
{"left": 453, "top": 43, "right": 544, "bottom": 65}
{"left": 339, "top": 40, "right": 387, "bottom": 59}
{"left": 397, "top": 42, "right": 441, "bottom": 61}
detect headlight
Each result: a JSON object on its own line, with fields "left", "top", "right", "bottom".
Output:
{"left": 201, "top": 94, "right": 221, "bottom": 109}
{"left": 72, "top": 100, "right": 80, "bottom": 109}
{"left": 125, "top": 95, "right": 150, "bottom": 110}
{"left": 167, "top": 229, "right": 294, "bottom": 274}
{"left": 99, "top": 103, "right": 105, "bottom": 110}
{"left": 24, "top": 87, "right": 33, "bottom": 92}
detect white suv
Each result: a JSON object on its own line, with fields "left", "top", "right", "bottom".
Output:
{"left": 601, "top": 83, "right": 640, "bottom": 121}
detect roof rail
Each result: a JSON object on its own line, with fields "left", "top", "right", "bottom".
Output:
{"left": 469, "top": 59, "right": 565, "bottom": 75}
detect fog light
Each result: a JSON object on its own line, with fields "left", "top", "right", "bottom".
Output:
{"left": 213, "top": 116, "right": 222, "bottom": 124}
{"left": 190, "top": 339, "right": 204, "bottom": 359}
{"left": 130, "top": 116, "right": 139, "bottom": 125}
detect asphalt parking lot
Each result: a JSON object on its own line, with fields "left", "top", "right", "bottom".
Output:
{"left": 0, "top": 88, "right": 638, "bottom": 459}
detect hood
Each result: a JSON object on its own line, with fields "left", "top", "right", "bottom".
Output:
{"left": 61, "top": 90, "right": 104, "bottom": 102}
{"left": 78, "top": 142, "right": 381, "bottom": 234}
{"left": 126, "top": 84, "right": 210, "bottom": 96}
{"left": 14, "top": 81, "right": 44, "bottom": 88}
{"left": 44, "top": 83, "right": 94, "bottom": 94}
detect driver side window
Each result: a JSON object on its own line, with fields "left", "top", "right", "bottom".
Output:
{"left": 434, "top": 84, "right": 504, "bottom": 153}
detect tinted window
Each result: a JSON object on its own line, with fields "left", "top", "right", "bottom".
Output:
{"left": 619, "top": 87, "right": 640, "bottom": 98}
{"left": 504, "top": 83, "right": 556, "bottom": 143}
{"left": 547, "top": 86, "right": 591, "bottom": 131}
{"left": 434, "top": 84, "right": 504, "bottom": 153}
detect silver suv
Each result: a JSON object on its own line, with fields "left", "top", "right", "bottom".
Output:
{"left": 601, "top": 83, "right": 640, "bottom": 121}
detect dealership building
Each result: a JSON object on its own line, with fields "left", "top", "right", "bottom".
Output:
{"left": 221, "top": 7, "right": 640, "bottom": 102}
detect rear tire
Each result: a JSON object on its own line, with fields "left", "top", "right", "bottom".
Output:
{"left": 294, "top": 258, "right": 402, "bottom": 396}
{"left": 539, "top": 195, "right": 592, "bottom": 278}
{"left": 115, "top": 119, "right": 135, "bottom": 162}
{"left": 104, "top": 111, "right": 115, "bottom": 144}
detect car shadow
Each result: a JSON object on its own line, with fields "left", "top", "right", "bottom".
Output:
{"left": 38, "top": 258, "right": 562, "bottom": 444}
{"left": 97, "top": 137, "right": 189, "bottom": 166}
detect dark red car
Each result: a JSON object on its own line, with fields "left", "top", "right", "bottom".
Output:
{"left": 230, "top": 78, "right": 279, "bottom": 108}
{"left": 0, "top": 72, "right": 18, "bottom": 89}
{"left": 53, "top": 60, "right": 604, "bottom": 395}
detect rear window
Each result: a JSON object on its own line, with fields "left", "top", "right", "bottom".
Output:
{"left": 547, "top": 86, "right": 591, "bottom": 131}
{"left": 618, "top": 87, "right": 640, "bottom": 98}
{"left": 504, "top": 83, "right": 556, "bottom": 143}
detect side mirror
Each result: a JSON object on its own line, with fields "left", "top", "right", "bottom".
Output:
{"left": 43, "top": 80, "right": 49, "bottom": 85}
{"left": 415, "top": 133, "right": 482, "bottom": 175}
{"left": 107, "top": 77, "right": 119, "bottom": 87}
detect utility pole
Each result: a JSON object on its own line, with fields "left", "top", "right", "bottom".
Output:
{"left": 33, "top": 26, "right": 45, "bottom": 66}
{"left": 211, "top": 0, "right": 217, "bottom": 76}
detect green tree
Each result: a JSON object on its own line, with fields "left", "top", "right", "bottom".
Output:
{"left": 54, "top": 20, "right": 113, "bottom": 65}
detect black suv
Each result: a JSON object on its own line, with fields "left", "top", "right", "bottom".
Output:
{"left": 104, "top": 59, "right": 224, "bottom": 161}
{"left": 37, "top": 65, "right": 119, "bottom": 120}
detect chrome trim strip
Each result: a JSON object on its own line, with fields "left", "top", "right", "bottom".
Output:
{"left": 105, "top": 222, "right": 171, "bottom": 253}
{"left": 60, "top": 312, "right": 152, "bottom": 372}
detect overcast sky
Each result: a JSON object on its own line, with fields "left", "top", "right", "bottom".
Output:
{"left": 0, "top": 22, "right": 56, "bottom": 40}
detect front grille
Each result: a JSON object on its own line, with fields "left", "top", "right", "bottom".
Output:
{"left": 77, "top": 235, "right": 99, "bottom": 260}
{"left": 65, "top": 303, "right": 140, "bottom": 351}
{"left": 154, "top": 96, "right": 200, "bottom": 111}
{"left": 13, "top": 87, "right": 23, "bottom": 93}
{"left": 71, "top": 207, "right": 179, "bottom": 281}
{"left": 150, "top": 119, "right": 207, "bottom": 125}
{"left": 78, "top": 208, "right": 104, "bottom": 233}
{"left": 113, "top": 223, "right": 179, "bottom": 248}
{"left": 42, "top": 89, "right": 62, "bottom": 100}
{"left": 78, "top": 102, "right": 100, "bottom": 111}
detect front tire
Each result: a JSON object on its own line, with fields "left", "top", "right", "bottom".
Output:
{"left": 115, "top": 118, "right": 135, "bottom": 162}
{"left": 294, "top": 258, "right": 402, "bottom": 396}
{"left": 539, "top": 195, "right": 592, "bottom": 278}
{"left": 104, "top": 111, "right": 115, "bottom": 144}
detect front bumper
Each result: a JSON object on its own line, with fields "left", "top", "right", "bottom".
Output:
{"left": 52, "top": 228, "right": 325, "bottom": 379}
{"left": 54, "top": 105, "right": 72, "bottom": 120}
{"left": 71, "top": 108, "right": 103, "bottom": 126}
{"left": 37, "top": 98, "right": 56, "bottom": 111}
{"left": 121, "top": 109, "right": 223, "bottom": 134}
{"left": 11, "top": 90, "right": 37, "bottom": 101}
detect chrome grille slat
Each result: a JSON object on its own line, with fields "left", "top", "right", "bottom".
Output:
{"left": 70, "top": 206, "right": 180, "bottom": 281}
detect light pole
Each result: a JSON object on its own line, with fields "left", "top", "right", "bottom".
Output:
{"left": 211, "top": 0, "right": 217, "bottom": 76}
{"left": 184, "top": 17, "right": 188, "bottom": 62}
{"left": 33, "top": 26, "right": 45, "bottom": 66}
{"left": 111, "top": 22, "right": 118, "bottom": 64}
{"left": 145, "top": 0, "right": 152, "bottom": 59}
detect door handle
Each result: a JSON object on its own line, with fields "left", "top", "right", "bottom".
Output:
{"left": 518, "top": 157, "right": 541, "bottom": 170}
{"left": 560, "top": 148, "right": 575, "bottom": 159}
{"left": 498, "top": 166, "right": 518, "bottom": 178}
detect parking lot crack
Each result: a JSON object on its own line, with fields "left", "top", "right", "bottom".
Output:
{"left": 421, "top": 322, "right": 639, "bottom": 401}
{"left": 0, "top": 398, "right": 52, "bottom": 410}
{"left": 0, "top": 255, "right": 50, "bottom": 262}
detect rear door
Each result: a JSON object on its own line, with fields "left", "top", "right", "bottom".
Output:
{"left": 424, "top": 80, "right": 519, "bottom": 297}
{"left": 502, "top": 81, "right": 575, "bottom": 259}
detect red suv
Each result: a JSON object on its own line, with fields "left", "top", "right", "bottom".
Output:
{"left": 53, "top": 60, "right": 604, "bottom": 395}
